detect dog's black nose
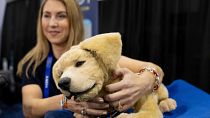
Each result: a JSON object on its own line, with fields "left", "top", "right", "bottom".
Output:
{"left": 58, "top": 77, "right": 71, "bottom": 91}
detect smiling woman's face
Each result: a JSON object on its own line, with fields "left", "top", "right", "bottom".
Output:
{"left": 42, "top": 0, "right": 70, "bottom": 47}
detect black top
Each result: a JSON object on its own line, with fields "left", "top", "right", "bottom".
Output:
{"left": 21, "top": 53, "right": 61, "bottom": 97}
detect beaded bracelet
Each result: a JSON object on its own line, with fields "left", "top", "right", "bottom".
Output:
{"left": 137, "top": 67, "right": 160, "bottom": 91}
{"left": 60, "top": 95, "right": 68, "bottom": 109}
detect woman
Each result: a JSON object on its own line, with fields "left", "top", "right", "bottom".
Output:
{"left": 17, "top": 0, "right": 164, "bottom": 118}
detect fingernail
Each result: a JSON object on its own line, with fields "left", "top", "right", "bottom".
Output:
{"left": 98, "top": 98, "right": 104, "bottom": 102}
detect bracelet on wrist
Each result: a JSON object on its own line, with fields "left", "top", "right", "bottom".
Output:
{"left": 137, "top": 67, "right": 160, "bottom": 92}
{"left": 60, "top": 95, "right": 68, "bottom": 109}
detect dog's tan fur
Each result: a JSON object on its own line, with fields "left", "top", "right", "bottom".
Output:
{"left": 53, "top": 33, "right": 176, "bottom": 118}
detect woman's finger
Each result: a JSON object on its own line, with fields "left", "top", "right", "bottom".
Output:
{"left": 105, "top": 81, "right": 124, "bottom": 93}
{"left": 106, "top": 70, "right": 133, "bottom": 93}
{"left": 105, "top": 79, "right": 139, "bottom": 102}
{"left": 89, "top": 97, "right": 104, "bottom": 103}
{"left": 110, "top": 91, "right": 139, "bottom": 108}
{"left": 105, "top": 88, "right": 131, "bottom": 102}
{"left": 85, "top": 102, "right": 109, "bottom": 109}
{"left": 113, "top": 68, "right": 130, "bottom": 77}
{"left": 85, "top": 108, "right": 107, "bottom": 116}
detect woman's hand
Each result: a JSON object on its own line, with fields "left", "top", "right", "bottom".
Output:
{"left": 105, "top": 68, "right": 154, "bottom": 112}
{"left": 66, "top": 96, "right": 109, "bottom": 117}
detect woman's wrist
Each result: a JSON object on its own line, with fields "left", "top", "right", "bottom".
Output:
{"left": 60, "top": 95, "right": 68, "bottom": 109}
{"left": 137, "top": 67, "right": 161, "bottom": 92}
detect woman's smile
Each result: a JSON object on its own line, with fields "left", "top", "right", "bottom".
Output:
{"left": 48, "top": 30, "right": 61, "bottom": 36}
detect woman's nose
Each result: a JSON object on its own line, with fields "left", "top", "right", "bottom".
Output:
{"left": 49, "top": 17, "right": 58, "bottom": 27}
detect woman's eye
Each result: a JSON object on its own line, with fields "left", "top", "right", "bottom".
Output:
{"left": 75, "top": 61, "right": 86, "bottom": 67}
{"left": 43, "top": 14, "right": 50, "bottom": 18}
{"left": 57, "top": 14, "right": 67, "bottom": 19}
{"left": 59, "top": 14, "right": 66, "bottom": 18}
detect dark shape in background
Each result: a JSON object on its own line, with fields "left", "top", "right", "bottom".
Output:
{"left": 99, "top": 0, "right": 210, "bottom": 93}
{"left": 1, "top": 0, "right": 40, "bottom": 104}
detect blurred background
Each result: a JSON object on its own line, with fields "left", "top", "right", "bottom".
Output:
{"left": 0, "top": 0, "right": 210, "bottom": 117}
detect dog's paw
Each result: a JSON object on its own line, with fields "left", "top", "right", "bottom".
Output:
{"left": 159, "top": 98, "right": 177, "bottom": 112}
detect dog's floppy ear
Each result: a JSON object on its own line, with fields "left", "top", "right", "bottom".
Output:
{"left": 79, "top": 33, "right": 122, "bottom": 69}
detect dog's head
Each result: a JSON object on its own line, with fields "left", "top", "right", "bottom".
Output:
{"left": 53, "top": 33, "right": 122, "bottom": 101}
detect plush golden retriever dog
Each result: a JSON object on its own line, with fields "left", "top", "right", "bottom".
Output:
{"left": 53, "top": 33, "right": 176, "bottom": 118}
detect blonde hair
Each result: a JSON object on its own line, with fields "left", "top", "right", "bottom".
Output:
{"left": 17, "top": 0, "right": 84, "bottom": 78}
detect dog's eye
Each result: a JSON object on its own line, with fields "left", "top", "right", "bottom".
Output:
{"left": 58, "top": 70, "right": 63, "bottom": 77}
{"left": 75, "top": 61, "right": 86, "bottom": 67}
